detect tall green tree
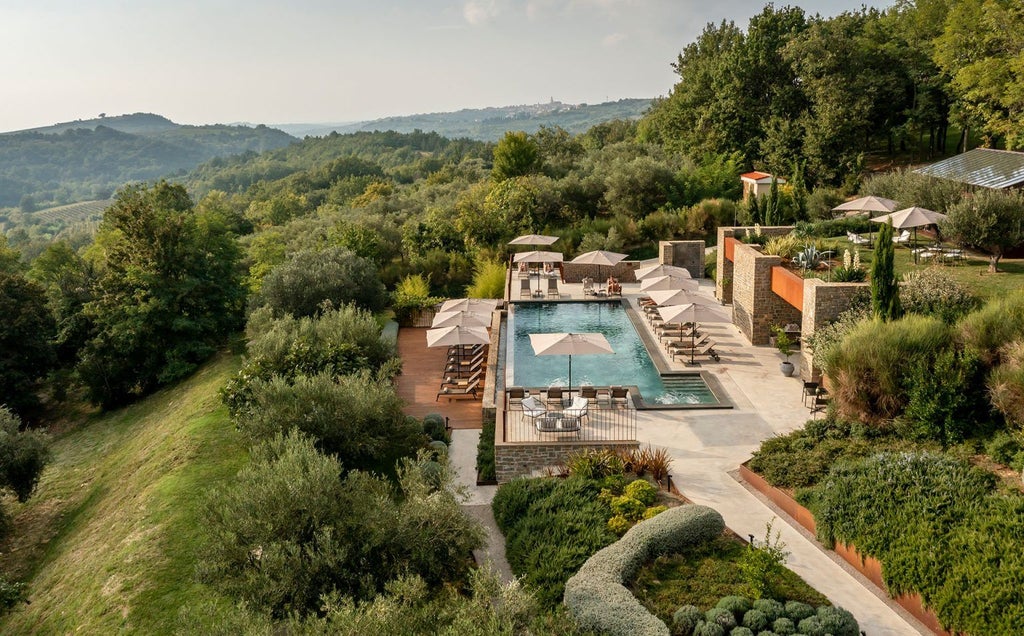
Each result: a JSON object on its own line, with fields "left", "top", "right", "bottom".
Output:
{"left": 944, "top": 188, "right": 1024, "bottom": 273}
{"left": 871, "top": 222, "right": 901, "bottom": 321}
{"left": 77, "top": 181, "right": 243, "bottom": 407}
{"left": 0, "top": 273, "right": 56, "bottom": 419}
{"left": 491, "top": 131, "right": 541, "bottom": 181}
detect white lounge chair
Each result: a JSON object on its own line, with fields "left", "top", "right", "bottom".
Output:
{"left": 521, "top": 396, "right": 546, "bottom": 420}
{"left": 562, "top": 395, "right": 589, "bottom": 426}
{"left": 847, "top": 231, "right": 871, "bottom": 245}
{"left": 893, "top": 230, "right": 911, "bottom": 245}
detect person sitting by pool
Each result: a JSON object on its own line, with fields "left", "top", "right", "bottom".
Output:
{"left": 607, "top": 276, "right": 621, "bottom": 295}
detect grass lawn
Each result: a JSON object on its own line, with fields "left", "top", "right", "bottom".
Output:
{"left": 0, "top": 352, "right": 247, "bottom": 634}
{"left": 630, "top": 534, "right": 828, "bottom": 624}
{"left": 810, "top": 238, "right": 1024, "bottom": 301}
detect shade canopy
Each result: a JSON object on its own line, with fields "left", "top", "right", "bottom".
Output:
{"left": 529, "top": 332, "right": 614, "bottom": 391}
{"left": 640, "top": 275, "right": 699, "bottom": 292}
{"left": 508, "top": 234, "right": 560, "bottom": 246}
{"left": 426, "top": 325, "right": 490, "bottom": 348}
{"left": 870, "top": 206, "right": 948, "bottom": 229}
{"left": 832, "top": 195, "right": 899, "bottom": 217}
{"left": 570, "top": 250, "right": 627, "bottom": 267}
{"left": 635, "top": 263, "right": 691, "bottom": 280}
{"left": 431, "top": 310, "right": 491, "bottom": 329}
{"left": 657, "top": 302, "right": 729, "bottom": 366}
{"left": 438, "top": 298, "right": 500, "bottom": 313}
{"left": 647, "top": 289, "right": 700, "bottom": 307}
{"left": 512, "top": 250, "right": 564, "bottom": 264}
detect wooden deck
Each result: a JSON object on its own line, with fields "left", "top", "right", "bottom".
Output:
{"left": 396, "top": 327, "right": 484, "bottom": 430}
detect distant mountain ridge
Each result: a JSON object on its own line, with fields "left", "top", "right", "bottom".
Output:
{"left": 0, "top": 113, "right": 295, "bottom": 208}
{"left": 279, "top": 98, "right": 652, "bottom": 140}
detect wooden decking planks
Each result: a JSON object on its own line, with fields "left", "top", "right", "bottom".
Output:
{"left": 396, "top": 327, "right": 484, "bottom": 430}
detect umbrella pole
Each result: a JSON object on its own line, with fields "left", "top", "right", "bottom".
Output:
{"left": 690, "top": 324, "right": 695, "bottom": 366}
{"left": 568, "top": 354, "right": 572, "bottom": 396}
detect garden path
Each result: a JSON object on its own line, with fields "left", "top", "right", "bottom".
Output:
{"left": 450, "top": 429, "right": 512, "bottom": 583}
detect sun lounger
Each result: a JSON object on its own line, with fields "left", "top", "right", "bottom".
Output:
{"left": 671, "top": 341, "right": 720, "bottom": 363}
{"left": 893, "top": 230, "right": 911, "bottom": 245}
{"left": 445, "top": 359, "right": 483, "bottom": 377}
{"left": 608, "top": 386, "right": 630, "bottom": 407}
{"left": 436, "top": 380, "right": 480, "bottom": 401}
{"left": 847, "top": 231, "right": 871, "bottom": 246}
{"left": 582, "top": 277, "right": 595, "bottom": 296}
{"left": 664, "top": 333, "right": 710, "bottom": 352}
{"left": 520, "top": 278, "right": 532, "bottom": 298}
{"left": 441, "top": 369, "right": 483, "bottom": 389}
{"left": 547, "top": 277, "right": 559, "bottom": 298}
{"left": 506, "top": 386, "right": 527, "bottom": 406}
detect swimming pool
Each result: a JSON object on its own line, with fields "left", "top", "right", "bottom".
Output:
{"left": 507, "top": 301, "right": 721, "bottom": 406}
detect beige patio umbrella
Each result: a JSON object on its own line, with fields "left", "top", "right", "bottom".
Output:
{"left": 635, "top": 263, "right": 691, "bottom": 280}
{"left": 529, "top": 332, "right": 614, "bottom": 392}
{"left": 513, "top": 250, "right": 564, "bottom": 295}
{"left": 426, "top": 326, "right": 490, "bottom": 361}
{"left": 870, "top": 206, "right": 949, "bottom": 262}
{"left": 658, "top": 302, "right": 729, "bottom": 366}
{"left": 571, "top": 250, "right": 627, "bottom": 292}
{"left": 832, "top": 195, "right": 899, "bottom": 218}
{"left": 438, "top": 298, "right": 500, "bottom": 313}
{"left": 640, "top": 275, "right": 699, "bottom": 292}
{"left": 508, "top": 234, "right": 560, "bottom": 246}
{"left": 648, "top": 288, "right": 700, "bottom": 307}
{"left": 431, "top": 310, "right": 492, "bottom": 329}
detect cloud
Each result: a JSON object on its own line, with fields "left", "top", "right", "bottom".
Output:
{"left": 602, "top": 31, "right": 627, "bottom": 46}
{"left": 463, "top": 0, "right": 500, "bottom": 25}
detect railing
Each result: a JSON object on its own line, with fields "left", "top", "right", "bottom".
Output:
{"left": 501, "top": 389, "right": 638, "bottom": 444}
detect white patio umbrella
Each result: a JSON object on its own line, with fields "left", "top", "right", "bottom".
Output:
{"left": 635, "top": 263, "right": 691, "bottom": 280}
{"left": 640, "top": 275, "right": 700, "bottom": 292}
{"left": 426, "top": 325, "right": 490, "bottom": 355}
{"left": 571, "top": 250, "right": 627, "bottom": 292}
{"left": 513, "top": 250, "right": 564, "bottom": 295}
{"left": 648, "top": 288, "right": 700, "bottom": 307}
{"left": 438, "top": 298, "right": 500, "bottom": 313}
{"left": 529, "top": 332, "right": 614, "bottom": 392}
{"left": 832, "top": 195, "right": 899, "bottom": 218}
{"left": 658, "top": 303, "right": 730, "bottom": 366}
{"left": 508, "top": 234, "right": 560, "bottom": 246}
{"left": 870, "top": 206, "right": 949, "bottom": 262}
{"left": 431, "top": 310, "right": 491, "bottom": 329}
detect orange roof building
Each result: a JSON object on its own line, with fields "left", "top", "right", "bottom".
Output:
{"left": 740, "top": 171, "right": 786, "bottom": 200}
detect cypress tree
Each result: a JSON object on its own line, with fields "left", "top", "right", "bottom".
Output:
{"left": 871, "top": 222, "right": 901, "bottom": 321}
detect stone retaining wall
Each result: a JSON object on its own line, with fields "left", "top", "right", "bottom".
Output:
{"left": 495, "top": 439, "right": 639, "bottom": 482}
{"left": 561, "top": 262, "right": 640, "bottom": 283}
{"left": 732, "top": 242, "right": 802, "bottom": 345}
{"left": 799, "top": 279, "right": 869, "bottom": 380}
{"left": 658, "top": 240, "right": 706, "bottom": 278}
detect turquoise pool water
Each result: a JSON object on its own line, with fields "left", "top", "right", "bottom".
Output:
{"left": 508, "top": 302, "right": 720, "bottom": 405}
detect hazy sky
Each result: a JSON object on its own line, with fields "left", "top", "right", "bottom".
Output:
{"left": 1, "top": 0, "right": 887, "bottom": 132}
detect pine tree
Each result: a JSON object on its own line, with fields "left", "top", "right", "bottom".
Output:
{"left": 871, "top": 222, "right": 901, "bottom": 321}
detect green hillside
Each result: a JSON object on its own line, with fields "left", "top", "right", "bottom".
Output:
{"left": 0, "top": 115, "right": 296, "bottom": 208}
{"left": 0, "top": 353, "right": 246, "bottom": 634}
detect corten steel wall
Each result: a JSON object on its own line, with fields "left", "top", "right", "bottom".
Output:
{"left": 658, "top": 240, "right": 706, "bottom": 279}
{"left": 771, "top": 266, "right": 804, "bottom": 310}
{"left": 799, "top": 279, "right": 869, "bottom": 380}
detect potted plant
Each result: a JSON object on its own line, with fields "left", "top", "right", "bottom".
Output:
{"left": 772, "top": 327, "right": 795, "bottom": 376}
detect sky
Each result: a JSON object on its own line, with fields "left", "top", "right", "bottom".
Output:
{"left": 1, "top": 0, "right": 888, "bottom": 133}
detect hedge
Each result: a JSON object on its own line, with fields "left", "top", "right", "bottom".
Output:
{"left": 563, "top": 504, "right": 724, "bottom": 636}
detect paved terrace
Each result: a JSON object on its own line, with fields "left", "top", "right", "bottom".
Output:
{"left": 491, "top": 274, "right": 928, "bottom": 635}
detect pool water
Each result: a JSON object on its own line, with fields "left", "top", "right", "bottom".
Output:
{"left": 507, "top": 302, "right": 720, "bottom": 406}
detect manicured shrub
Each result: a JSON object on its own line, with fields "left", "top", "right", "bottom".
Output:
{"left": 672, "top": 605, "right": 703, "bottom": 636}
{"left": 783, "top": 601, "right": 814, "bottom": 622}
{"left": 899, "top": 268, "right": 979, "bottom": 324}
{"left": 644, "top": 505, "right": 669, "bottom": 519}
{"left": 611, "top": 495, "right": 647, "bottom": 521}
{"left": 900, "top": 346, "right": 988, "bottom": 445}
{"left": 743, "top": 608, "right": 770, "bottom": 632}
{"left": 731, "top": 628, "right": 755, "bottom": 636}
{"left": 625, "top": 478, "right": 658, "bottom": 506}
{"left": 422, "top": 413, "right": 449, "bottom": 443}
{"left": 756, "top": 632, "right": 780, "bottom": 636}
{"left": 704, "top": 607, "right": 736, "bottom": 630}
{"left": 797, "top": 615, "right": 826, "bottom": 636}
{"left": 694, "top": 622, "right": 725, "bottom": 636}
{"left": 491, "top": 477, "right": 556, "bottom": 529}
{"left": 752, "top": 598, "right": 784, "bottom": 622}
{"left": 772, "top": 617, "right": 796, "bottom": 635}
{"left": 609, "top": 514, "right": 633, "bottom": 536}
{"left": 564, "top": 505, "right": 725, "bottom": 636}
{"left": 822, "top": 314, "right": 950, "bottom": 425}
{"left": 815, "top": 606, "right": 858, "bottom": 636}
{"left": 715, "top": 595, "right": 752, "bottom": 620}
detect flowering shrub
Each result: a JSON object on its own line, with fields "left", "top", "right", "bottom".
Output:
{"left": 899, "top": 267, "right": 979, "bottom": 323}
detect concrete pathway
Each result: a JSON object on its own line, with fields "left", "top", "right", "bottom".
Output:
{"left": 449, "top": 429, "right": 512, "bottom": 582}
{"left": 629, "top": 282, "right": 927, "bottom": 635}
